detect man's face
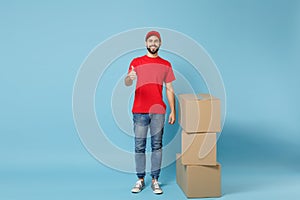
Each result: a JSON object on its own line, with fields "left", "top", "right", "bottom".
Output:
{"left": 145, "top": 35, "right": 161, "bottom": 55}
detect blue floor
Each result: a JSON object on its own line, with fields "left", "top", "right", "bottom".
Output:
{"left": 2, "top": 160, "right": 300, "bottom": 200}
{"left": 2, "top": 121, "right": 299, "bottom": 199}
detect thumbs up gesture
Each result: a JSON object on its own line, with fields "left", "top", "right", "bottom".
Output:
{"left": 128, "top": 65, "right": 137, "bottom": 80}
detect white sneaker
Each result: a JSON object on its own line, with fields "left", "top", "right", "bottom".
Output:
{"left": 151, "top": 180, "right": 163, "bottom": 194}
{"left": 131, "top": 180, "right": 145, "bottom": 193}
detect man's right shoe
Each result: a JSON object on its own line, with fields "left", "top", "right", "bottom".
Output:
{"left": 131, "top": 179, "right": 145, "bottom": 193}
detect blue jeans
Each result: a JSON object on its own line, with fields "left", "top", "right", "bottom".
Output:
{"left": 133, "top": 113, "right": 165, "bottom": 180}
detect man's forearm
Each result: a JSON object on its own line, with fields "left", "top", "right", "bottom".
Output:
{"left": 166, "top": 88, "right": 175, "bottom": 113}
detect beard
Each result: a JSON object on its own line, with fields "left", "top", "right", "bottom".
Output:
{"left": 147, "top": 45, "right": 160, "bottom": 55}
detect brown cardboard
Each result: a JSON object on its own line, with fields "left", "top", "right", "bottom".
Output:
{"left": 181, "top": 131, "right": 217, "bottom": 166}
{"left": 176, "top": 154, "right": 221, "bottom": 198}
{"left": 178, "top": 94, "right": 221, "bottom": 133}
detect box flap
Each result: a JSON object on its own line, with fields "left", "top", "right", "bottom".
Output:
{"left": 179, "top": 93, "right": 217, "bottom": 101}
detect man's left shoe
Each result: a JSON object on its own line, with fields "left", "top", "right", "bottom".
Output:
{"left": 151, "top": 180, "right": 163, "bottom": 194}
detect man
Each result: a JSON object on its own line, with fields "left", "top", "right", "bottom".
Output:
{"left": 124, "top": 30, "right": 176, "bottom": 195}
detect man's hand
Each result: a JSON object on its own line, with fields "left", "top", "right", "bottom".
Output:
{"left": 125, "top": 66, "right": 137, "bottom": 86}
{"left": 168, "top": 111, "right": 176, "bottom": 124}
{"left": 128, "top": 66, "right": 137, "bottom": 80}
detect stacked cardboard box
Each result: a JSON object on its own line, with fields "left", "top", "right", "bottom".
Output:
{"left": 176, "top": 94, "right": 222, "bottom": 198}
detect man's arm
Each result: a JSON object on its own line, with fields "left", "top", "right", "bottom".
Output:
{"left": 166, "top": 82, "right": 175, "bottom": 124}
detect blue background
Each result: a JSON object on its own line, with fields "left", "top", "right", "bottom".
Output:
{"left": 1, "top": 0, "right": 299, "bottom": 199}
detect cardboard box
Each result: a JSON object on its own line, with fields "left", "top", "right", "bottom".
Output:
{"left": 178, "top": 94, "right": 221, "bottom": 133}
{"left": 176, "top": 154, "right": 221, "bottom": 198}
{"left": 182, "top": 131, "right": 217, "bottom": 166}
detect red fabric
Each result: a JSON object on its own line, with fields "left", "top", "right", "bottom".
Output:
{"left": 128, "top": 55, "right": 175, "bottom": 114}
{"left": 145, "top": 31, "right": 161, "bottom": 41}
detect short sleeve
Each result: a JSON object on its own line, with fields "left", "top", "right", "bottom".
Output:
{"left": 165, "top": 66, "right": 176, "bottom": 83}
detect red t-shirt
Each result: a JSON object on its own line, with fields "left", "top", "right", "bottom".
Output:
{"left": 128, "top": 55, "right": 176, "bottom": 114}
